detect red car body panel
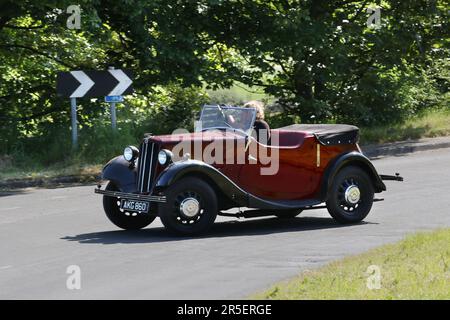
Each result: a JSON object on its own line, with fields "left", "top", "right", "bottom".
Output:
{"left": 150, "top": 129, "right": 359, "bottom": 201}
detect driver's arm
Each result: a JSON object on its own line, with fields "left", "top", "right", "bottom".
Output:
{"left": 226, "top": 114, "right": 236, "bottom": 124}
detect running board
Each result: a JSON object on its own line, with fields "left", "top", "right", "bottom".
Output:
{"left": 219, "top": 210, "right": 276, "bottom": 218}
{"left": 247, "top": 195, "right": 322, "bottom": 210}
{"left": 219, "top": 209, "right": 291, "bottom": 219}
{"left": 219, "top": 205, "right": 327, "bottom": 219}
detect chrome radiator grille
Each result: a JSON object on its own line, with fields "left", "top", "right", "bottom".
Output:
{"left": 137, "top": 139, "right": 159, "bottom": 193}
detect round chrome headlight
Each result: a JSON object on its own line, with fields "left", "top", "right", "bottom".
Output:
{"left": 123, "top": 146, "right": 139, "bottom": 162}
{"left": 158, "top": 149, "right": 172, "bottom": 165}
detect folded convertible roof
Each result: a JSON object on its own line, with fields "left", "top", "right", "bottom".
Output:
{"left": 279, "top": 124, "right": 359, "bottom": 145}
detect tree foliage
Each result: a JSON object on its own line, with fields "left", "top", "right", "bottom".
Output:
{"left": 0, "top": 0, "right": 448, "bottom": 162}
{"left": 197, "top": 0, "right": 448, "bottom": 124}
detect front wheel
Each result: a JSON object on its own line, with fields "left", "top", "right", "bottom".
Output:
{"left": 326, "top": 166, "right": 374, "bottom": 224}
{"left": 158, "top": 177, "right": 218, "bottom": 235}
{"left": 103, "top": 182, "right": 156, "bottom": 230}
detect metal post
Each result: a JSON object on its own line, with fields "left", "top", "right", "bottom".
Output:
{"left": 108, "top": 66, "right": 117, "bottom": 131}
{"left": 70, "top": 97, "right": 78, "bottom": 149}
{"left": 110, "top": 102, "right": 117, "bottom": 130}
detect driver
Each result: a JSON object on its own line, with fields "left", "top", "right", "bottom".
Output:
{"left": 243, "top": 100, "right": 271, "bottom": 145}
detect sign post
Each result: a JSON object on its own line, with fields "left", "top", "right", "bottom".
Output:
{"left": 57, "top": 69, "right": 133, "bottom": 148}
{"left": 104, "top": 95, "right": 124, "bottom": 131}
{"left": 108, "top": 66, "right": 116, "bottom": 131}
{"left": 70, "top": 97, "right": 78, "bottom": 149}
{"left": 110, "top": 101, "right": 117, "bottom": 130}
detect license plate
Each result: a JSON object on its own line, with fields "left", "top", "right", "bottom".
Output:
{"left": 120, "top": 199, "right": 150, "bottom": 213}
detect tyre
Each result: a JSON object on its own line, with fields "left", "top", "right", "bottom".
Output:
{"left": 326, "top": 166, "right": 374, "bottom": 224}
{"left": 274, "top": 209, "right": 303, "bottom": 219}
{"left": 158, "top": 177, "right": 218, "bottom": 235}
{"left": 103, "top": 182, "right": 156, "bottom": 230}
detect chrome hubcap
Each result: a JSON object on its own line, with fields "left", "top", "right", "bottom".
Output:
{"left": 344, "top": 185, "right": 361, "bottom": 204}
{"left": 179, "top": 198, "right": 200, "bottom": 217}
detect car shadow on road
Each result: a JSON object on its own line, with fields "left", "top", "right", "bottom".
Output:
{"left": 61, "top": 216, "right": 377, "bottom": 245}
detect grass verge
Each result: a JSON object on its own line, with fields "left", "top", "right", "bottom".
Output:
{"left": 252, "top": 228, "right": 450, "bottom": 300}
{"left": 360, "top": 108, "right": 450, "bottom": 144}
{"left": 0, "top": 162, "right": 101, "bottom": 181}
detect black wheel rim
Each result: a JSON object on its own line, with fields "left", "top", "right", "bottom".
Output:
{"left": 172, "top": 191, "right": 204, "bottom": 225}
{"left": 337, "top": 178, "right": 361, "bottom": 213}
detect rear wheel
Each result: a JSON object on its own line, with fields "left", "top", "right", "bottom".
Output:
{"left": 274, "top": 209, "right": 303, "bottom": 219}
{"left": 103, "top": 182, "right": 156, "bottom": 230}
{"left": 326, "top": 166, "right": 374, "bottom": 224}
{"left": 158, "top": 177, "right": 218, "bottom": 235}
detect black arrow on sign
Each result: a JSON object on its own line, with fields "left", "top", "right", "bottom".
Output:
{"left": 56, "top": 69, "right": 133, "bottom": 98}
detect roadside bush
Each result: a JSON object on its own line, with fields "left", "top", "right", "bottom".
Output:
{"left": 1, "top": 85, "right": 208, "bottom": 171}
{"left": 268, "top": 61, "right": 448, "bottom": 129}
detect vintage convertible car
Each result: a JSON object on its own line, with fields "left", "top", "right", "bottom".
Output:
{"left": 95, "top": 105, "right": 403, "bottom": 235}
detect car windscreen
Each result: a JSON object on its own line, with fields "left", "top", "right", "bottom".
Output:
{"left": 195, "top": 105, "right": 256, "bottom": 134}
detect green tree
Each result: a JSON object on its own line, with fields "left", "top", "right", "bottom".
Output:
{"left": 198, "top": 0, "right": 448, "bottom": 125}
{"left": 0, "top": 0, "right": 213, "bottom": 156}
{"left": 1, "top": 0, "right": 448, "bottom": 163}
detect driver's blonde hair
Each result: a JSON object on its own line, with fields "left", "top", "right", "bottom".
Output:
{"left": 243, "top": 100, "right": 265, "bottom": 120}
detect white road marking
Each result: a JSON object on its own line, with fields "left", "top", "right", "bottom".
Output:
{"left": 0, "top": 265, "right": 12, "bottom": 270}
{"left": 0, "top": 207, "right": 21, "bottom": 211}
{"left": 50, "top": 196, "right": 68, "bottom": 200}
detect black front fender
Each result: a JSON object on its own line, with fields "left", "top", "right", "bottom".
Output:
{"left": 154, "top": 160, "right": 249, "bottom": 206}
{"left": 319, "top": 151, "right": 386, "bottom": 201}
{"left": 102, "top": 156, "right": 137, "bottom": 193}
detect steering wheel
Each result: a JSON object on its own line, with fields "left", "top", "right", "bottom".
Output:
{"left": 217, "top": 105, "right": 234, "bottom": 129}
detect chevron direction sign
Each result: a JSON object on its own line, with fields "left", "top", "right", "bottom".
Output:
{"left": 56, "top": 69, "right": 133, "bottom": 98}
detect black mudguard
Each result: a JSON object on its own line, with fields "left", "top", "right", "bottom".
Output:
{"left": 154, "top": 160, "right": 248, "bottom": 206}
{"left": 102, "top": 156, "right": 138, "bottom": 193}
{"left": 319, "top": 151, "right": 386, "bottom": 201}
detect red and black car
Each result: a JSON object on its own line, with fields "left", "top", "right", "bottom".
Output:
{"left": 95, "top": 105, "right": 402, "bottom": 235}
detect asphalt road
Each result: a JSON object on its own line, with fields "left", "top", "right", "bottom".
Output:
{"left": 1, "top": 148, "right": 449, "bottom": 299}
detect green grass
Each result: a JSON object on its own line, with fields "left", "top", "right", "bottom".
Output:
{"left": 207, "top": 82, "right": 273, "bottom": 105}
{"left": 0, "top": 122, "right": 138, "bottom": 182}
{"left": 0, "top": 162, "right": 101, "bottom": 181}
{"left": 360, "top": 108, "right": 450, "bottom": 145}
{"left": 252, "top": 229, "right": 450, "bottom": 300}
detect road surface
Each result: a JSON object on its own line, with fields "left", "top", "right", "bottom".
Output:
{"left": 1, "top": 148, "right": 449, "bottom": 299}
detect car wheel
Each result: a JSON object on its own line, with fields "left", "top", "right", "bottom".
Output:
{"left": 158, "top": 177, "right": 218, "bottom": 235}
{"left": 103, "top": 182, "right": 156, "bottom": 230}
{"left": 274, "top": 209, "right": 303, "bottom": 219}
{"left": 326, "top": 166, "right": 374, "bottom": 224}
